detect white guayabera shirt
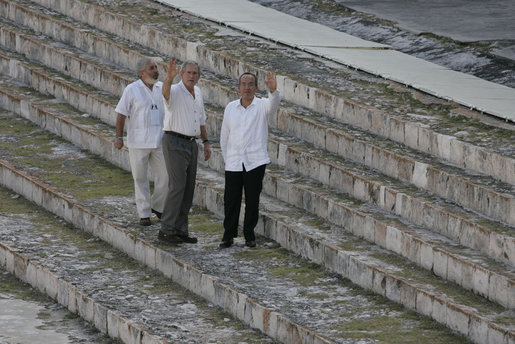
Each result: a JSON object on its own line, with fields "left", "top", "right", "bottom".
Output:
{"left": 162, "top": 81, "right": 206, "bottom": 137}
{"left": 220, "top": 90, "right": 281, "bottom": 172}
{"left": 115, "top": 79, "right": 165, "bottom": 149}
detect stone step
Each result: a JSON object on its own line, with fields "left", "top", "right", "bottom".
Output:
{"left": 1, "top": 48, "right": 513, "bottom": 272}
{"left": 0, "top": 113, "right": 477, "bottom": 344}
{"left": 0, "top": 187, "right": 274, "bottom": 344}
{"left": 206, "top": 108, "right": 515, "bottom": 268}
{"left": 0, "top": 54, "right": 513, "bottom": 310}
{"left": 11, "top": 0, "right": 515, "bottom": 187}
{"left": 0, "top": 18, "right": 512, "bottom": 229}
{"left": 0, "top": 81, "right": 512, "bottom": 344}
{"left": 202, "top": 139, "right": 515, "bottom": 308}
{"left": 0, "top": 114, "right": 332, "bottom": 344}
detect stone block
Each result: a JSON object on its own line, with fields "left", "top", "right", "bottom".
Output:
{"left": 57, "top": 279, "right": 69, "bottom": 308}
{"left": 447, "top": 303, "right": 470, "bottom": 336}
{"left": 318, "top": 163, "right": 330, "bottom": 186}
{"left": 468, "top": 314, "right": 488, "bottom": 344}
{"left": 412, "top": 161, "right": 428, "bottom": 189}
{"left": 487, "top": 323, "right": 509, "bottom": 344}
{"left": 200, "top": 274, "right": 216, "bottom": 302}
{"left": 45, "top": 269, "right": 59, "bottom": 300}
{"left": 415, "top": 290, "right": 433, "bottom": 317}
{"left": 142, "top": 332, "right": 165, "bottom": 344}
{"left": 431, "top": 296, "right": 447, "bottom": 327}
{"left": 336, "top": 250, "right": 350, "bottom": 278}
{"left": 432, "top": 249, "right": 448, "bottom": 280}
{"left": 288, "top": 184, "right": 304, "bottom": 208}
{"left": 371, "top": 267, "right": 387, "bottom": 296}
{"left": 446, "top": 254, "right": 462, "bottom": 286}
{"left": 249, "top": 300, "right": 265, "bottom": 332}
{"left": 385, "top": 276, "right": 402, "bottom": 304}
{"left": 323, "top": 244, "right": 338, "bottom": 273}
{"left": 107, "top": 309, "right": 120, "bottom": 340}
{"left": 353, "top": 177, "right": 367, "bottom": 202}
{"left": 305, "top": 235, "right": 324, "bottom": 265}
{"left": 373, "top": 219, "right": 387, "bottom": 248}
{"left": 385, "top": 225, "right": 402, "bottom": 255}
{"left": 262, "top": 216, "right": 277, "bottom": 241}
{"left": 155, "top": 249, "right": 174, "bottom": 279}
{"left": 383, "top": 188, "right": 397, "bottom": 213}
{"left": 400, "top": 280, "right": 417, "bottom": 310}
{"left": 13, "top": 251, "right": 28, "bottom": 283}
{"left": 488, "top": 273, "right": 509, "bottom": 309}
{"left": 460, "top": 261, "right": 474, "bottom": 293}
{"left": 348, "top": 256, "right": 373, "bottom": 290}
{"left": 351, "top": 211, "right": 366, "bottom": 239}
{"left": 472, "top": 266, "right": 490, "bottom": 298}
{"left": 404, "top": 122, "right": 419, "bottom": 149}
{"left": 77, "top": 292, "right": 94, "bottom": 323}
{"left": 67, "top": 284, "right": 78, "bottom": 314}
{"left": 93, "top": 302, "right": 108, "bottom": 334}
{"left": 325, "top": 129, "right": 339, "bottom": 155}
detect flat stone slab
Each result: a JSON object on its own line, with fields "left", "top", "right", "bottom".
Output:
{"left": 156, "top": 0, "right": 515, "bottom": 122}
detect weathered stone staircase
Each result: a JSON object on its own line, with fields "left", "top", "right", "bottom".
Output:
{"left": 0, "top": 0, "right": 513, "bottom": 343}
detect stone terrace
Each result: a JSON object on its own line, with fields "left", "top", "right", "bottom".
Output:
{"left": 0, "top": 0, "right": 513, "bottom": 343}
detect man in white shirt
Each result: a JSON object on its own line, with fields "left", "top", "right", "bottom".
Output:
{"left": 219, "top": 71, "right": 281, "bottom": 248}
{"left": 159, "top": 59, "right": 211, "bottom": 244}
{"left": 114, "top": 57, "right": 168, "bottom": 226}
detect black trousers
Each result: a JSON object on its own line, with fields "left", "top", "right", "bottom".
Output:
{"left": 222, "top": 164, "right": 266, "bottom": 242}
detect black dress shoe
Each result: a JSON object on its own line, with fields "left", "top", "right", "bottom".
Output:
{"left": 177, "top": 235, "right": 198, "bottom": 244}
{"left": 139, "top": 217, "right": 151, "bottom": 226}
{"left": 158, "top": 231, "right": 182, "bottom": 243}
{"left": 219, "top": 239, "right": 234, "bottom": 248}
{"left": 245, "top": 240, "right": 256, "bottom": 248}
{"left": 151, "top": 209, "right": 162, "bottom": 219}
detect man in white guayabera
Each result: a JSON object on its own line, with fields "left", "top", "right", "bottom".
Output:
{"left": 219, "top": 71, "right": 281, "bottom": 248}
{"left": 114, "top": 57, "right": 168, "bottom": 226}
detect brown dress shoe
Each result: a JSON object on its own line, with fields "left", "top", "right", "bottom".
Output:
{"left": 219, "top": 239, "right": 234, "bottom": 248}
{"left": 245, "top": 240, "right": 256, "bottom": 248}
{"left": 158, "top": 231, "right": 182, "bottom": 243}
{"left": 139, "top": 218, "right": 151, "bottom": 226}
{"left": 177, "top": 235, "right": 198, "bottom": 244}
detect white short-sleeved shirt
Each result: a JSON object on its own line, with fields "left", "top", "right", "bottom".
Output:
{"left": 220, "top": 90, "right": 281, "bottom": 172}
{"left": 115, "top": 79, "right": 165, "bottom": 149}
{"left": 162, "top": 81, "right": 206, "bottom": 137}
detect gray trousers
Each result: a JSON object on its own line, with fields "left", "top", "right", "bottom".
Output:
{"left": 161, "top": 133, "right": 198, "bottom": 235}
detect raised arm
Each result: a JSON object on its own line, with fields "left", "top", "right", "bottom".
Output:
{"left": 264, "top": 71, "right": 277, "bottom": 93}
{"left": 162, "top": 59, "right": 180, "bottom": 101}
{"left": 264, "top": 71, "right": 281, "bottom": 113}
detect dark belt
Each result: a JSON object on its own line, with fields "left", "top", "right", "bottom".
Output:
{"left": 165, "top": 131, "right": 197, "bottom": 141}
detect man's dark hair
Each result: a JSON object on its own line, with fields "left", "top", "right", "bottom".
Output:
{"left": 238, "top": 72, "right": 258, "bottom": 86}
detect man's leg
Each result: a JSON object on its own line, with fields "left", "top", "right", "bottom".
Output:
{"left": 242, "top": 164, "right": 266, "bottom": 242}
{"left": 161, "top": 135, "right": 189, "bottom": 235}
{"left": 222, "top": 170, "right": 243, "bottom": 241}
{"left": 174, "top": 140, "right": 198, "bottom": 236}
{"left": 128, "top": 148, "right": 152, "bottom": 219}
{"left": 149, "top": 147, "right": 168, "bottom": 215}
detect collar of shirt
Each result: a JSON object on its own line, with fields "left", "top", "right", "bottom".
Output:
{"left": 178, "top": 80, "right": 196, "bottom": 99}
{"left": 237, "top": 96, "right": 258, "bottom": 109}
